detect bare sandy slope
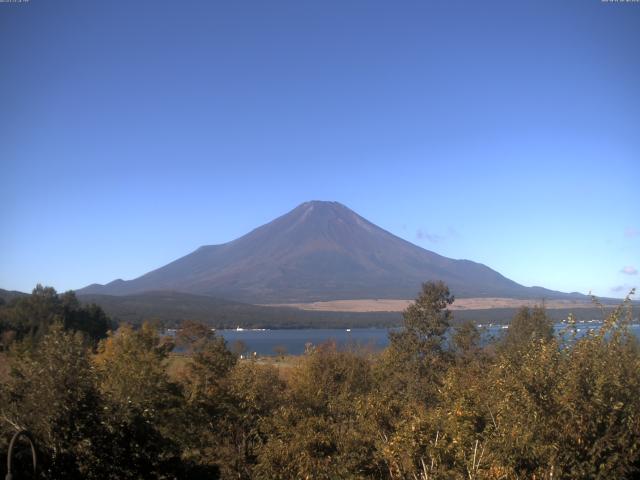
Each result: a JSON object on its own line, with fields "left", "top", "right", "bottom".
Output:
{"left": 264, "top": 298, "right": 599, "bottom": 313}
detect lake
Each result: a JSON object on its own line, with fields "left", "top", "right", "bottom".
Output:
{"left": 216, "top": 322, "right": 640, "bottom": 356}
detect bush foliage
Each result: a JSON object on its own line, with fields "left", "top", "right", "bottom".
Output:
{"left": 1, "top": 282, "right": 638, "bottom": 479}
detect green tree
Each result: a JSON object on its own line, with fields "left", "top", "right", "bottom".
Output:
{"left": 550, "top": 295, "right": 640, "bottom": 478}
{"left": 178, "top": 321, "right": 237, "bottom": 403}
{"left": 257, "top": 343, "right": 378, "bottom": 479}
{"left": 396, "top": 281, "right": 454, "bottom": 351}
{"left": 499, "top": 305, "right": 554, "bottom": 357}
{"left": 381, "top": 281, "right": 454, "bottom": 403}
{"left": 217, "top": 362, "right": 286, "bottom": 479}
{"left": 60, "top": 291, "right": 112, "bottom": 344}
{"left": 94, "top": 322, "right": 184, "bottom": 478}
{"left": 4, "top": 284, "right": 61, "bottom": 340}
{"left": 95, "top": 323, "right": 177, "bottom": 408}
{"left": 0, "top": 324, "right": 107, "bottom": 478}
{"left": 0, "top": 285, "right": 112, "bottom": 345}
{"left": 452, "top": 320, "right": 482, "bottom": 362}
{"left": 173, "top": 321, "right": 237, "bottom": 476}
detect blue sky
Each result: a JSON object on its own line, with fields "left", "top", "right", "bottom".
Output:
{"left": 1, "top": 0, "right": 638, "bottom": 298}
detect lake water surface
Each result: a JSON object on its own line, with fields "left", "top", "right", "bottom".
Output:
{"left": 217, "top": 322, "right": 640, "bottom": 356}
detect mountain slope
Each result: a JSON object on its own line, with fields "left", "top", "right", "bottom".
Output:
{"left": 77, "top": 201, "right": 579, "bottom": 302}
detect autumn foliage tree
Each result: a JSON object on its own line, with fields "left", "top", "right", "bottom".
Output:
{"left": 1, "top": 284, "right": 639, "bottom": 479}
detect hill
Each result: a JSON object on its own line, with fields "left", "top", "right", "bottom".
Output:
{"left": 0, "top": 288, "right": 29, "bottom": 303}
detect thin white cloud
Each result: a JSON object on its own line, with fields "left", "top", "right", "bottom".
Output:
{"left": 624, "top": 227, "right": 639, "bottom": 238}
{"left": 416, "top": 225, "right": 461, "bottom": 243}
{"left": 621, "top": 265, "right": 638, "bottom": 275}
{"left": 610, "top": 284, "right": 637, "bottom": 296}
{"left": 447, "top": 226, "right": 461, "bottom": 238}
{"left": 416, "top": 229, "right": 443, "bottom": 243}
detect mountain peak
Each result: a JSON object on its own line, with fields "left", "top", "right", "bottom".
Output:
{"left": 265, "top": 200, "right": 378, "bottom": 243}
{"left": 298, "top": 200, "right": 347, "bottom": 208}
{"left": 300, "top": 200, "right": 344, "bottom": 207}
{"left": 292, "top": 200, "right": 353, "bottom": 218}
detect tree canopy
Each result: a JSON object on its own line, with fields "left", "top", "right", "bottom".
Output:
{"left": 1, "top": 284, "right": 639, "bottom": 479}
{"left": 0, "top": 285, "right": 112, "bottom": 347}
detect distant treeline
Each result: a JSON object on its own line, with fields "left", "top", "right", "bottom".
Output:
{"left": 74, "top": 291, "right": 630, "bottom": 328}
{"left": 0, "top": 288, "right": 626, "bottom": 330}
{"left": 1, "top": 282, "right": 638, "bottom": 479}
{"left": 0, "top": 285, "right": 114, "bottom": 346}
{"left": 76, "top": 291, "right": 403, "bottom": 328}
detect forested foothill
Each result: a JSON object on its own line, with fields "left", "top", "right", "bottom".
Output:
{"left": 1, "top": 283, "right": 638, "bottom": 479}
